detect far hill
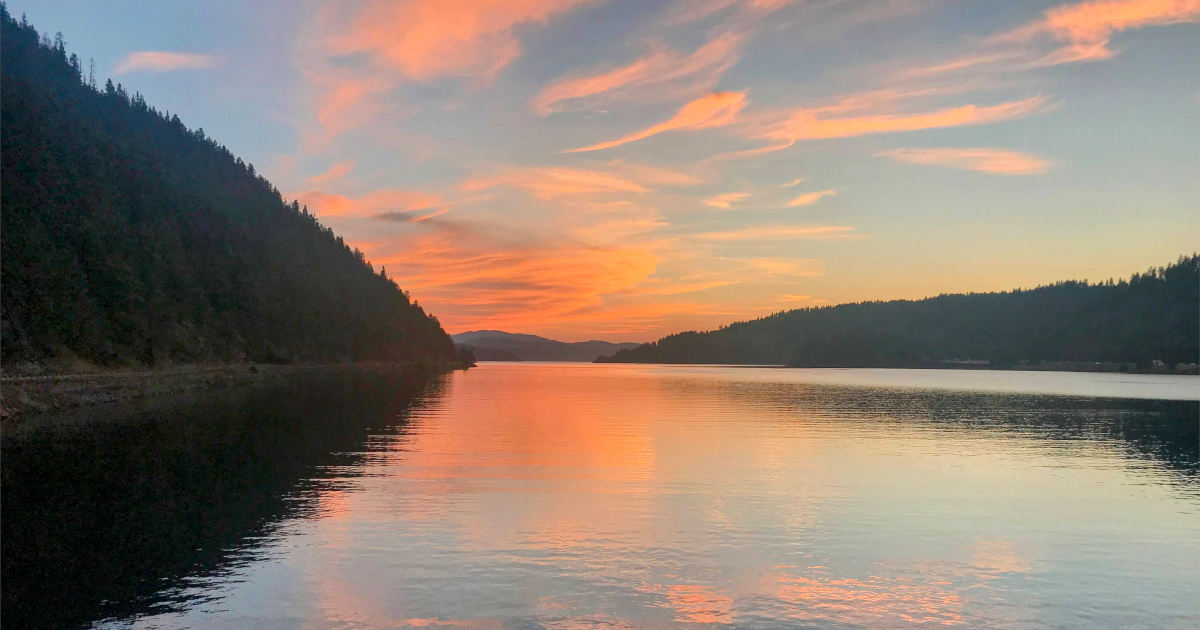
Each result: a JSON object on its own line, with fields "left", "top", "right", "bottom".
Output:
{"left": 0, "top": 8, "right": 456, "bottom": 370}
{"left": 597, "top": 255, "right": 1199, "bottom": 371}
{"left": 452, "top": 331, "right": 639, "bottom": 362}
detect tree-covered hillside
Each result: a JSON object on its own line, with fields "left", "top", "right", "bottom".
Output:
{"left": 599, "top": 255, "right": 1199, "bottom": 369}
{"left": 0, "top": 7, "right": 455, "bottom": 369}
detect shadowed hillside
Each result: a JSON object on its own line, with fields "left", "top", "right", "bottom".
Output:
{"left": 599, "top": 256, "right": 1199, "bottom": 369}
{"left": 0, "top": 7, "right": 455, "bottom": 370}
{"left": 453, "top": 330, "right": 639, "bottom": 362}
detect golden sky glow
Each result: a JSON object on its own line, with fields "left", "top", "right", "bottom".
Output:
{"left": 34, "top": 0, "right": 1198, "bottom": 340}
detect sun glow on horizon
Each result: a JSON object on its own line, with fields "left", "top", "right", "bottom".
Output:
{"left": 27, "top": 0, "right": 1197, "bottom": 342}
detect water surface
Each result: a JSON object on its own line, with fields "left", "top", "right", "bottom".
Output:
{"left": 3, "top": 364, "right": 1197, "bottom": 629}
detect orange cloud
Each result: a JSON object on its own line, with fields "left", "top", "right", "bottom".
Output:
{"left": 328, "top": 0, "right": 602, "bottom": 82}
{"left": 113, "top": 51, "right": 218, "bottom": 74}
{"left": 703, "top": 192, "right": 751, "bottom": 208}
{"left": 907, "top": 0, "right": 1200, "bottom": 76}
{"left": 666, "top": 0, "right": 801, "bottom": 24}
{"left": 760, "top": 95, "right": 1050, "bottom": 142}
{"left": 693, "top": 225, "right": 858, "bottom": 241}
{"left": 786, "top": 189, "right": 837, "bottom": 207}
{"left": 292, "top": 189, "right": 444, "bottom": 218}
{"left": 307, "top": 162, "right": 355, "bottom": 185}
{"left": 877, "top": 147, "right": 1052, "bottom": 174}
{"left": 307, "top": 74, "right": 396, "bottom": 144}
{"left": 567, "top": 91, "right": 748, "bottom": 153}
{"left": 533, "top": 32, "right": 742, "bottom": 115}
{"left": 1005, "top": 0, "right": 1200, "bottom": 64}
{"left": 603, "top": 161, "right": 706, "bottom": 187}
{"left": 368, "top": 232, "right": 659, "bottom": 332}
{"left": 461, "top": 167, "right": 647, "bottom": 199}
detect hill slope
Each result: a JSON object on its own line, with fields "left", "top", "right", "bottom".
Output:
{"left": 452, "top": 331, "right": 639, "bottom": 362}
{"left": 599, "top": 256, "right": 1199, "bottom": 369}
{"left": 0, "top": 8, "right": 455, "bottom": 369}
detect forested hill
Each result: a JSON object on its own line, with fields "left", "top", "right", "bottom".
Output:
{"left": 0, "top": 8, "right": 456, "bottom": 370}
{"left": 598, "top": 255, "right": 1200, "bottom": 369}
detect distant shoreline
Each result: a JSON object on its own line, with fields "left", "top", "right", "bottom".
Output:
{"left": 0, "top": 361, "right": 466, "bottom": 426}
{"left": 588, "top": 360, "right": 1199, "bottom": 375}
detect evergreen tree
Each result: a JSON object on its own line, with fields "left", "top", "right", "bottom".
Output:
{"left": 0, "top": 5, "right": 457, "bottom": 368}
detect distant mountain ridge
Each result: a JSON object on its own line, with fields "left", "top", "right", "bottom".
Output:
{"left": 596, "top": 255, "right": 1199, "bottom": 370}
{"left": 452, "top": 330, "right": 639, "bottom": 362}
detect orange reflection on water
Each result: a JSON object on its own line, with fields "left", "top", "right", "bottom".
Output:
{"left": 666, "top": 584, "right": 734, "bottom": 624}
{"left": 758, "top": 568, "right": 964, "bottom": 626}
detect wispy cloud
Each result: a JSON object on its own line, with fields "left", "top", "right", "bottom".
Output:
{"left": 759, "top": 95, "right": 1051, "bottom": 143}
{"left": 567, "top": 91, "right": 748, "bottom": 152}
{"left": 780, "top": 178, "right": 806, "bottom": 187}
{"left": 368, "top": 232, "right": 659, "bottom": 332}
{"left": 703, "top": 192, "right": 751, "bottom": 208}
{"left": 999, "top": 0, "right": 1200, "bottom": 66}
{"left": 325, "top": 0, "right": 603, "bottom": 83}
{"left": 113, "top": 51, "right": 218, "bottom": 74}
{"left": 877, "top": 148, "right": 1052, "bottom": 175}
{"left": 461, "top": 167, "right": 648, "bottom": 199}
{"left": 307, "top": 162, "right": 355, "bottom": 185}
{"left": 533, "top": 32, "right": 743, "bottom": 115}
{"left": 902, "top": 0, "right": 1200, "bottom": 77}
{"left": 693, "top": 225, "right": 859, "bottom": 241}
{"left": 291, "top": 189, "right": 444, "bottom": 218}
{"left": 786, "top": 189, "right": 837, "bottom": 207}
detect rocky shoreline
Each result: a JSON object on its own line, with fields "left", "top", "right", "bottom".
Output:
{"left": 0, "top": 361, "right": 466, "bottom": 428}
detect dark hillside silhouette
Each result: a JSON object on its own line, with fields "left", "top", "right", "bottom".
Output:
{"left": 599, "top": 255, "right": 1200, "bottom": 369}
{"left": 0, "top": 7, "right": 455, "bottom": 368}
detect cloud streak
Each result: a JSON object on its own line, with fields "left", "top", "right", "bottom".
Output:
{"left": 292, "top": 189, "right": 444, "bottom": 218}
{"left": 693, "top": 225, "right": 859, "bottom": 241}
{"left": 567, "top": 91, "right": 748, "bottom": 152}
{"left": 759, "top": 95, "right": 1051, "bottom": 143}
{"left": 114, "top": 51, "right": 218, "bottom": 74}
{"left": 1001, "top": 0, "right": 1200, "bottom": 65}
{"left": 704, "top": 192, "right": 751, "bottom": 209}
{"left": 877, "top": 148, "right": 1052, "bottom": 174}
{"left": 533, "top": 32, "right": 743, "bottom": 115}
{"left": 327, "top": 0, "right": 602, "bottom": 82}
{"left": 461, "top": 167, "right": 648, "bottom": 199}
{"left": 786, "top": 189, "right": 837, "bottom": 207}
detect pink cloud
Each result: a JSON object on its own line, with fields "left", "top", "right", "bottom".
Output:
{"left": 307, "top": 162, "right": 355, "bottom": 185}
{"left": 877, "top": 148, "right": 1052, "bottom": 175}
{"left": 113, "top": 51, "right": 217, "bottom": 74}
{"left": 532, "top": 32, "right": 743, "bottom": 115}
{"left": 759, "top": 95, "right": 1050, "bottom": 143}
{"left": 461, "top": 167, "right": 648, "bottom": 199}
{"left": 368, "top": 232, "right": 659, "bottom": 332}
{"left": 905, "top": 0, "right": 1200, "bottom": 76}
{"left": 1004, "top": 0, "right": 1200, "bottom": 64}
{"left": 291, "top": 189, "right": 444, "bottom": 218}
{"left": 703, "top": 192, "right": 751, "bottom": 209}
{"left": 693, "top": 225, "right": 858, "bottom": 241}
{"left": 786, "top": 189, "right": 837, "bottom": 207}
{"left": 567, "top": 91, "right": 748, "bottom": 153}
{"left": 328, "top": 0, "right": 603, "bottom": 82}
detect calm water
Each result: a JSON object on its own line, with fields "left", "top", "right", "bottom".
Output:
{"left": 3, "top": 364, "right": 1198, "bottom": 629}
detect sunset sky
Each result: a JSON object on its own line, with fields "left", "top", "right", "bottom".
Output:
{"left": 15, "top": 0, "right": 1200, "bottom": 341}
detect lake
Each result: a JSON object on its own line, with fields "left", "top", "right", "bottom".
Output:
{"left": 2, "top": 364, "right": 1197, "bottom": 629}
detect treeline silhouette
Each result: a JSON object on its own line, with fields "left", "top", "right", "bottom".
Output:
{"left": 599, "top": 255, "right": 1199, "bottom": 369}
{"left": 0, "top": 7, "right": 455, "bottom": 368}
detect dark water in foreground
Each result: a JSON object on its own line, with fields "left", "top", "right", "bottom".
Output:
{"left": 2, "top": 364, "right": 1197, "bottom": 629}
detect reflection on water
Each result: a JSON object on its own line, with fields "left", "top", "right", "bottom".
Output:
{"left": 2, "top": 364, "right": 1197, "bottom": 629}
